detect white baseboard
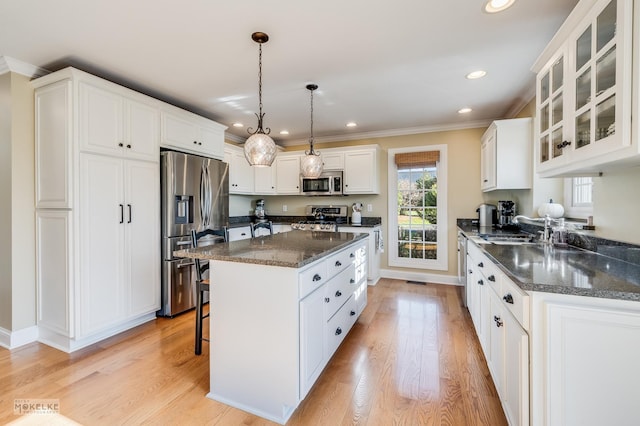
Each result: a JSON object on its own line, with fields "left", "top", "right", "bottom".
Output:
{"left": 38, "top": 313, "right": 157, "bottom": 353}
{"left": 380, "top": 269, "right": 461, "bottom": 286}
{"left": 0, "top": 325, "right": 39, "bottom": 349}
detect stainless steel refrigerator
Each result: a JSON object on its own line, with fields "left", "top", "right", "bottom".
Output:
{"left": 158, "top": 150, "right": 229, "bottom": 317}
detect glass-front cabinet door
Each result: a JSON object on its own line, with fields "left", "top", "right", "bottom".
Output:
{"left": 568, "top": 0, "right": 631, "bottom": 162}
{"left": 537, "top": 50, "right": 568, "bottom": 172}
{"left": 535, "top": 0, "right": 632, "bottom": 177}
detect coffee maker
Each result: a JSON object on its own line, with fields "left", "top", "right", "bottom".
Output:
{"left": 497, "top": 200, "right": 516, "bottom": 228}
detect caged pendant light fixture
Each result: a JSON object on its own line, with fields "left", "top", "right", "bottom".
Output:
{"left": 300, "top": 84, "right": 323, "bottom": 178}
{"left": 244, "top": 31, "right": 277, "bottom": 167}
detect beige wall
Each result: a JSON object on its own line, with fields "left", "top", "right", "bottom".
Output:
{"left": 11, "top": 73, "right": 36, "bottom": 330}
{"left": 0, "top": 73, "right": 12, "bottom": 329}
{"left": 230, "top": 128, "right": 486, "bottom": 278}
{"left": 593, "top": 166, "right": 640, "bottom": 243}
{"left": 0, "top": 72, "right": 36, "bottom": 332}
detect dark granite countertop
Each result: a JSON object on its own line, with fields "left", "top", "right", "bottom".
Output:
{"left": 480, "top": 243, "right": 640, "bottom": 301}
{"left": 458, "top": 218, "right": 640, "bottom": 301}
{"left": 174, "top": 230, "right": 368, "bottom": 268}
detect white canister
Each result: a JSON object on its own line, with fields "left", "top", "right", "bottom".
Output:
{"left": 351, "top": 211, "right": 362, "bottom": 225}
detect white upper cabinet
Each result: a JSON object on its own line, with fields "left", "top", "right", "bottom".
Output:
{"left": 321, "top": 152, "right": 344, "bottom": 170}
{"left": 161, "top": 106, "right": 226, "bottom": 160}
{"left": 224, "top": 145, "right": 254, "bottom": 194}
{"left": 344, "top": 147, "right": 379, "bottom": 194}
{"left": 276, "top": 154, "right": 301, "bottom": 194}
{"left": 79, "top": 81, "right": 159, "bottom": 162}
{"left": 534, "top": 0, "right": 635, "bottom": 177}
{"left": 481, "top": 118, "right": 532, "bottom": 192}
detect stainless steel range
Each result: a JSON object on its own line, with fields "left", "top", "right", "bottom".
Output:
{"left": 291, "top": 205, "right": 348, "bottom": 232}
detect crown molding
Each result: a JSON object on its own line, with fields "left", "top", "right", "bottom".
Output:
{"left": 0, "top": 56, "right": 49, "bottom": 78}
{"left": 275, "top": 119, "right": 494, "bottom": 147}
{"left": 504, "top": 84, "right": 536, "bottom": 119}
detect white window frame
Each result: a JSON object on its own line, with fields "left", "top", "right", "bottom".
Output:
{"left": 563, "top": 177, "right": 593, "bottom": 219}
{"left": 387, "top": 145, "right": 448, "bottom": 271}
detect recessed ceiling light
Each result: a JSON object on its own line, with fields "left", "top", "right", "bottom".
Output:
{"left": 466, "top": 70, "right": 487, "bottom": 79}
{"left": 232, "top": 122, "right": 244, "bottom": 128}
{"left": 346, "top": 122, "right": 357, "bottom": 128}
{"left": 458, "top": 107, "right": 473, "bottom": 114}
{"left": 484, "top": 0, "right": 515, "bottom": 13}
{"left": 279, "top": 130, "right": 289, "bottom": 135}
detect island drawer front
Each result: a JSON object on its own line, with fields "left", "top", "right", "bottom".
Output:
{"left": 326, "top": 294, "right": 358, "bottom": 358}
{"left": 500, "top": 275, "right": 529, "bottom": 331}
{"left": 326, "top": 246, "right": 357, "bottom": 278}
{"left": 299, "top": 262, "right": 328, "bottom": 299}
{"left": 324, "top": 265, "right": 356, "bottom": 320}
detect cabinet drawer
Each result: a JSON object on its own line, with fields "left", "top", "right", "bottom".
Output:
{"left": 324, "top": 265, "right": 355, "bottom": 319}
{"left": 326, "top": 247, "right": 356, "bottom": 278}
{"left": 227, "top": 226, "right": 251, "bottom": 242}
{"left": 326, "top": 295, "right": 358, "bottom": 358}
{"left": 299, "top": 261, "right": 328, "bottom": 299}
{"left": 500, "top": 276, "right": 529, "bottom": 331}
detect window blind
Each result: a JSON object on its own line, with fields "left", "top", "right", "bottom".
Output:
{"left": 394, "top": 151, "right": 440, "bottom": 169}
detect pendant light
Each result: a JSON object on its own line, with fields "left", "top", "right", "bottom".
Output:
{"left": 300, "top": 84, "right": 324, "bottom": 178}
{"left": 244, "top": 31, "right": 277, "bottom": 167}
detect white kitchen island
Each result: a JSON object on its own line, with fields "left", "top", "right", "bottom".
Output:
{"left": 175, "top": 230, "right": 368, "bottom": 424}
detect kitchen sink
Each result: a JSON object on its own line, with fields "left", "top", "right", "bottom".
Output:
{"left": 470, "top": 234, "right": 538, "bottom": 245}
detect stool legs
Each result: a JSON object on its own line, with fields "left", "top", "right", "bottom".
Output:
{"left": 195, "top": 283, "right": 206, "bottom": 355}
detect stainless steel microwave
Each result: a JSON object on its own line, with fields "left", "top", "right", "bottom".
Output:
{"left": 300, "top": 171, "right": 343, "bottom": 196}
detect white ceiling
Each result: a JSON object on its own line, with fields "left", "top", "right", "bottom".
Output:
{"left": 0, "top": 0, "right": 579, "bottom": 146}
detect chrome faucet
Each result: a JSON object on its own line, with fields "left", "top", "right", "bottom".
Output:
{"left": 513, "top": 215, "right": 565, "bottom": 244}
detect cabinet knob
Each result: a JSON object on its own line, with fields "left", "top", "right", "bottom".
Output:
{"left": 335, "top": 261, "right": 342, "bottom": 267}
{"left": 335, "top": 327, "right": 342, "bottom": 336}
{"left": 477, "top": 279, "right": 484, "bottom": 286}
{"left": 350, "top": 310, "right": 356, "bottom": 316}
{"left": 193, "top": 141, "right": 198, "bottom": 144}
{"left": 488, "top": 275, "right": 496, "bottom": 282}
{"left": 126, "top": 144, "right": 131, "bottom": 149}
{"left": 324, "top": 297, "right": 330, "bottom": 303}
{"left": 503, "top": 293, "right": 514, "bottom": 304}
{"left": 350, "top": 253, "right": 355, "bottom": 258}
{"left": 313, "top": 274, "right": 322, "bottom": 282}
{"left": 118, "top": 143, "right": 124, "bottom": 147}
{"left": 350, "top": 278, "right": 355, "bottom": 284}
{"left": 483, "top": 179, "right": 488, "bottom": 182}
{"left": 468, "top": 269, "right": 473, "bottom": 274}
{"left": 494, "top": 316, "right": 503, "bottom": 327}
{"left": 335, "top": 290, "right": 342, "bottom": 297}
{"left": 478, "top": 262, "right": 484, "bottom": 268}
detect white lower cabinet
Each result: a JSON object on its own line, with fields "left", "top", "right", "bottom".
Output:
{"left": 78, "top": 154, "right": 160, "bottom": 339}
{"left": 530, "top": 292, "right": 640, "bottom": 426}
{"left": 339, "top": 225, "right": 380, "bottom": 285}
{"left": 467, "top": 241, "right": 529, "bottom": 426}
{"left": 299, "top": 240, "right": 367, "bottom": 398}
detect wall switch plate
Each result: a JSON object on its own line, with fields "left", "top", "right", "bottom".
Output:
{"left": 282, "top": 205, "right": 288, "bottom": 212}
{"left": 367, "top": 204, "right": 373, "bottom": 212}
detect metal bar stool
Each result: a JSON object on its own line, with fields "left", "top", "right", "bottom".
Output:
{"left": 191, "top": 227, "right": 228, "bottom": 355}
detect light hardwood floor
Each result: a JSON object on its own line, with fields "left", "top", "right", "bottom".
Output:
{"left": 0, "top": 280, "right": 507, "bottom": 425}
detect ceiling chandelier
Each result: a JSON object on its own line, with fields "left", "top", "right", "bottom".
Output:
{"left": 300, "top": 83, "right": 323, "bottom": 178}
{"left": 244, "top": 31, "right": 277, "bottom": 167}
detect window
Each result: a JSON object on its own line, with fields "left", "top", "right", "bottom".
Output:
{"left": 564, "top": 177, "right": 593, "bottom": 218}
{"left": 388, "top": 146, "right": 448, "bottom": 270}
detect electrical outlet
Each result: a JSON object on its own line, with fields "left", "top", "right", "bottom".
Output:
{"left": 282, "top": 205, "right": 287, "bottom": 212}
{"left": 367, "top": 204, "right": 373, "bottom": 212}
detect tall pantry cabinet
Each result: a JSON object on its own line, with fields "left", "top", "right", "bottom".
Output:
{"left": 33, "top": 68, "right": 160, "bottom": 352}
